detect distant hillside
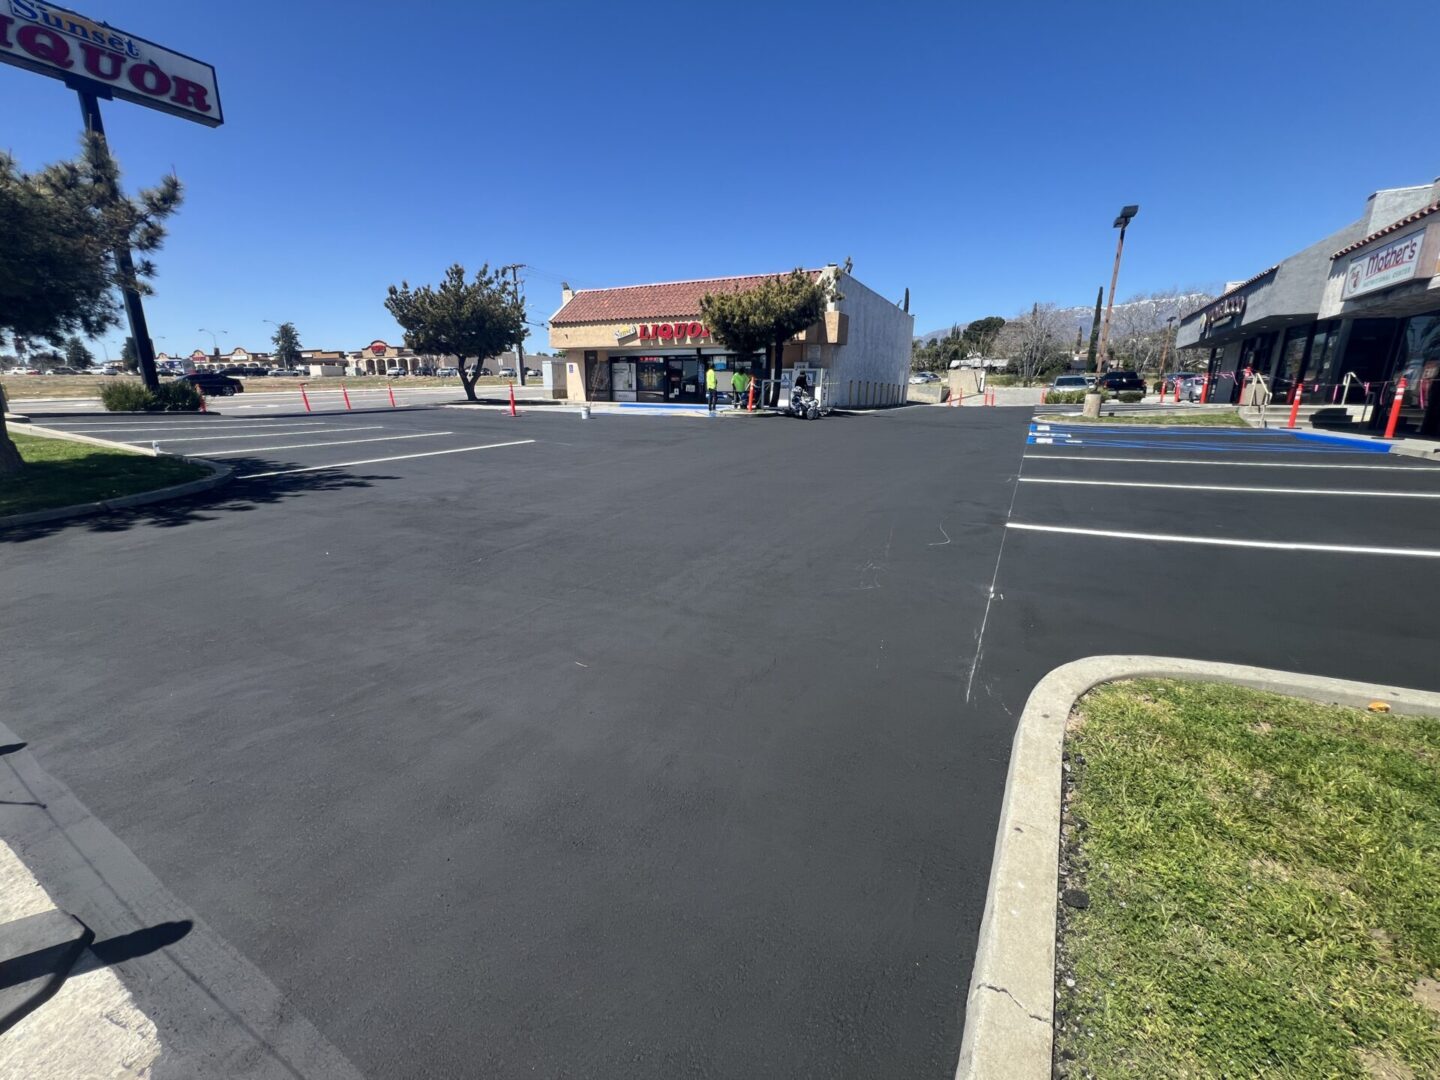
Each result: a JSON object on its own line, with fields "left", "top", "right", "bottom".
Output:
{"left": 916, "top": 292, "right": 1212, "bottom": 344}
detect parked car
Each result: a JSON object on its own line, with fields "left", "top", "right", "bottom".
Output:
{"left": 385, "top": 364, "right": 405, "bottom": 377}
{"left": 909, "top": 371, "right": 940, "bottom": 384}
{"left": 1049, "top": 374, "right": 1093, "bottom": 393}
{"left": 1181, "top": 374, "right": 1208, "bottom": 402}
{"left": 177, "top": 371, "right": 244, "bottom": 396}
{"left": 498, "top": 367, "right": 517, "bottom": 378}
{"left": 412, "top": 365, "right": 436, "bottom": 377}
{"left": 524, "top": 367, "right": 542, "bottom": 378}
{"left": 1096, "top": 370, "right": 1146, "bottom": 394}
{"left": 475, "top": 366, "right": 493, "bottom": 377}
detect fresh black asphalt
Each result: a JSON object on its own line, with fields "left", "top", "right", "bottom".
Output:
{"left": 2, "top": 405, "right": 1438, "bottom": 1078}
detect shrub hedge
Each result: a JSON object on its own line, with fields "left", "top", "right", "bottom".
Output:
{"left": 99, "top": 380, "right": 202, "bottom": 412}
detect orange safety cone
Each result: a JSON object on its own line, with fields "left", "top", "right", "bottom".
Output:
{"left": 341, "top": 383, "right": 352, "bottom": 410}
{"left": 747, "top": 380, "right": 756, "bottom": 412}
{"left": 508, "top": 382, "right": 519, "bottom": 417}
{"left": 1383, "top": 377, "right": 1407, "bottom": 439}
{"left": 300, "top": 382, "right": 312, "bottom": 412}
{"left": 1287, "top": 382, "right": 1303, "bottom": 429}
{"left": 388, "top": 384, "right": 397, "bottom": 408}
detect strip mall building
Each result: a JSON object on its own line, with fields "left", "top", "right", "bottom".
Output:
{"left": 1177, "top": 178, "right": 1440, "bottom": 436}
{"left": 547, "top": 265, "right": 913, "bottom": 407}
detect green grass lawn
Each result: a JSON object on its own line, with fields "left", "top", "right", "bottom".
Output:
{"left": 0, "top": 432, "right": 210, "bottom": 517}
{"left": 1056, "top": 679, "right": 1440, "bottom": 1078}
{"left": 1036, "top": 409, "right": 1249, "bottom": 427}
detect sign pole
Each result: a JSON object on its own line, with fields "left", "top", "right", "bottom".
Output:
{"left": 75, "top": 85, "right": 161, "bottom": 392}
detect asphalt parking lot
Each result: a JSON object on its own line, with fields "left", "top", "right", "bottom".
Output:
{"left": 976, "top": 417, "right": 1440, "bottom": 707}
{"left": 2, "top": 405, "right": 1438, "bottom": 1078}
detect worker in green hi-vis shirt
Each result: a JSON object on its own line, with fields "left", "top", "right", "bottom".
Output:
{"left": 730, "top": 367, "right": 749, "bottom": 410}
{"left": 705, "top": 364, "right": 717, "bottom": 412}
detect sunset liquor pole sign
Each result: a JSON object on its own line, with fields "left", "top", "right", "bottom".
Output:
{"left": 0, "top": 1, "right": 222, "bottom": 390}
{"left": 0, "top": 1, "right": 222, "bottom": 124}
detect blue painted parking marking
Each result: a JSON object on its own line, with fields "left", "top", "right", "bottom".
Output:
{"left": 1026, "top": 424, "right": 1392, "bottom": 455}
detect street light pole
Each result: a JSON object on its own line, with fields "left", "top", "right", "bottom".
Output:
{"left": 199, "top": 327, "right": 227, "bottom": 363}
{"left": 1095, "top": 205, "right": 1138, "bottom": 373}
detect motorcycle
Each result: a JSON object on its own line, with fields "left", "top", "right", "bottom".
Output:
{"left": 786, "top": 386, "right": 821, "bottom": 420}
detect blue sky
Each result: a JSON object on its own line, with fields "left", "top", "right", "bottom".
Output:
{"left": 6, "top": 0, "right": 1438, "bottom": 357}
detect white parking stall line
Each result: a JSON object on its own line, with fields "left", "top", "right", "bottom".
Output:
{"left": 1018, "top": 477, "right": 1440, "bottom": 499}
{"left": 1006, "top": 522, "right": 1440, "bottom": 559}
{"left": 135, "top": 426, "right": 385, "bottom": 444}
{"left": 237, "top": 439, "right": 535, "bottom": 479}
{"left": 1023, "top": 453, "right": 1438, "bottom": 472}
{"left": 202, "top": 432, "right": 453, "bottom": 456}
{"left": 53, "top": 421, "right": 332, "bottom": 433}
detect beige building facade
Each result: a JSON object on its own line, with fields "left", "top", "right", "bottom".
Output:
{"left": 548, "top": 265, "right": 914, "bottom": 407}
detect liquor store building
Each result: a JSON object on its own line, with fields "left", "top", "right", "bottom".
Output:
{"left": 1177, "top": 178, "right": 1440, "bottom": 437}
{"left": 547, "top": 265, "right": 914, "bottom": 407}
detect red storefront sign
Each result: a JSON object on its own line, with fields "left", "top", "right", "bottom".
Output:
{"left": 638, "top": 322, "right": 710, "bottom": 341}
{"left": 369, "top": 340, "right": 389, "bottom": 355}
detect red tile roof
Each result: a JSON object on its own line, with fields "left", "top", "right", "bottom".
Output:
{"left": 550, "top": 270, "right": 823, "bottom": 325}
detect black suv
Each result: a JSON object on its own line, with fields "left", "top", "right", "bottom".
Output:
{"left": 176, "top": 371, "right": 244, "bottom": 396}
{"left": 1096, "top": 370, "right": 1145, "bottom": 393}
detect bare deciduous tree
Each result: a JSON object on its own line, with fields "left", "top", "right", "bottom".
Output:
{"left": 1106, "top": 289, "right": 1214, "bottom": 372}
{"left": 997, "top": 303, "right": 1069, "bottom": 384}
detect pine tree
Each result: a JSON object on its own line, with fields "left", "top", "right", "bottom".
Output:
{"left": 1085, "top": 286, "right": 1103, "bottom": 373}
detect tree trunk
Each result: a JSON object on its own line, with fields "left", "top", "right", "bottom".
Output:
{"left": 0, "top": 388, "right": 22, "bottom": 474}
{"left": 460, "top": 360, "right": 478, "bottom": 402}
{"left": 769, "top": 338, "right": 784, "bottom": 407}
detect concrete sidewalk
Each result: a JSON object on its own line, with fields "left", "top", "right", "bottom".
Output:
{"left": 0, "top": 839, "right": 160, "bottom": 1079}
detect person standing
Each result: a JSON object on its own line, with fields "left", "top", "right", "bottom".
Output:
{"left": 705, "top": 363, "right": 718, "bottom": 412}
{"left": 730, "top": 367, "right": 748, "bottom": 409}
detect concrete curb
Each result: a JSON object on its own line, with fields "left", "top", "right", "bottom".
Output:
{"left": 954, "top": 655, "right": 1440, "bottom": 1080}
{"left": 0, "top": 720, "right": 364, "bottom": 1078}
{"left": 0, "top": 426, "right": 233, "bottom": 531}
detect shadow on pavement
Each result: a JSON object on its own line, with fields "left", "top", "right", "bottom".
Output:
{"left": 0, "top": 469, "right": 394, "bottom": 544}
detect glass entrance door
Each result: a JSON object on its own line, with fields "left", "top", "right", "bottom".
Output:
{"left": 666, "top": 357, "right": 703, "bottom": 403}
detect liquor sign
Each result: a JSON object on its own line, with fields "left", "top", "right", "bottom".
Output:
{"left": 1343, "top": 228, "right": 1427, "bottom": 299}
{"left": 0, "top": 1, "right": 222, "bottom": 126}
{"left": 638, "top": 322, "right": 710, "bottom": 342}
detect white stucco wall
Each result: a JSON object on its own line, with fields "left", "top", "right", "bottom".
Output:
{"left": 831, "top": 271, "right": 915, "bottom": 406}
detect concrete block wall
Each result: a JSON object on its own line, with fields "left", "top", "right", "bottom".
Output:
{"left": 831, "top": 271, "right": 914, "bottom": 407}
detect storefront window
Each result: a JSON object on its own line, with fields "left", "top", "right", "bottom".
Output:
{"left": 584, "top": 351, "right": 610, "bottom": 400}
{"left": 1392, "top": 314, "right": 1440, "bottom": 409}
{"left": 635, "top": 358, "right": 666, "bottom": 402}
{"left": 1304, "top": 321, "right": 1340, "bottom": 388}
{"left": 1273, "top": 325, "right": 1310, "bottom": 394}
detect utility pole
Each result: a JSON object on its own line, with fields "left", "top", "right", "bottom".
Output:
{"left": 502, "top": 264, "right": 527, "bottom": 387}
{"left": 1095, "top": 205, "right": 1138, "bottom": 373}
{"left": 1158, "top": 315, "right": 1176, "bottom": 384}
{"left": 76, "top": 88, "right": 160, "bottom": 392}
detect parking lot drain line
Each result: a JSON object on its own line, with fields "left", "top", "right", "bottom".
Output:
{"left": 1018, "top": 477, "right": 1440, "bottom": 498}
{"left": 238, "top": 439, "right": 535, "bottom": 479}
{"left": 1007, "top": 522, "right": 1440, "bottom": 558}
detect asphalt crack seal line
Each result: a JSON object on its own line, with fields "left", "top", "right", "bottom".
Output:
{"left": 952, "top": 656, "right": 1440, "bottom": 1080}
